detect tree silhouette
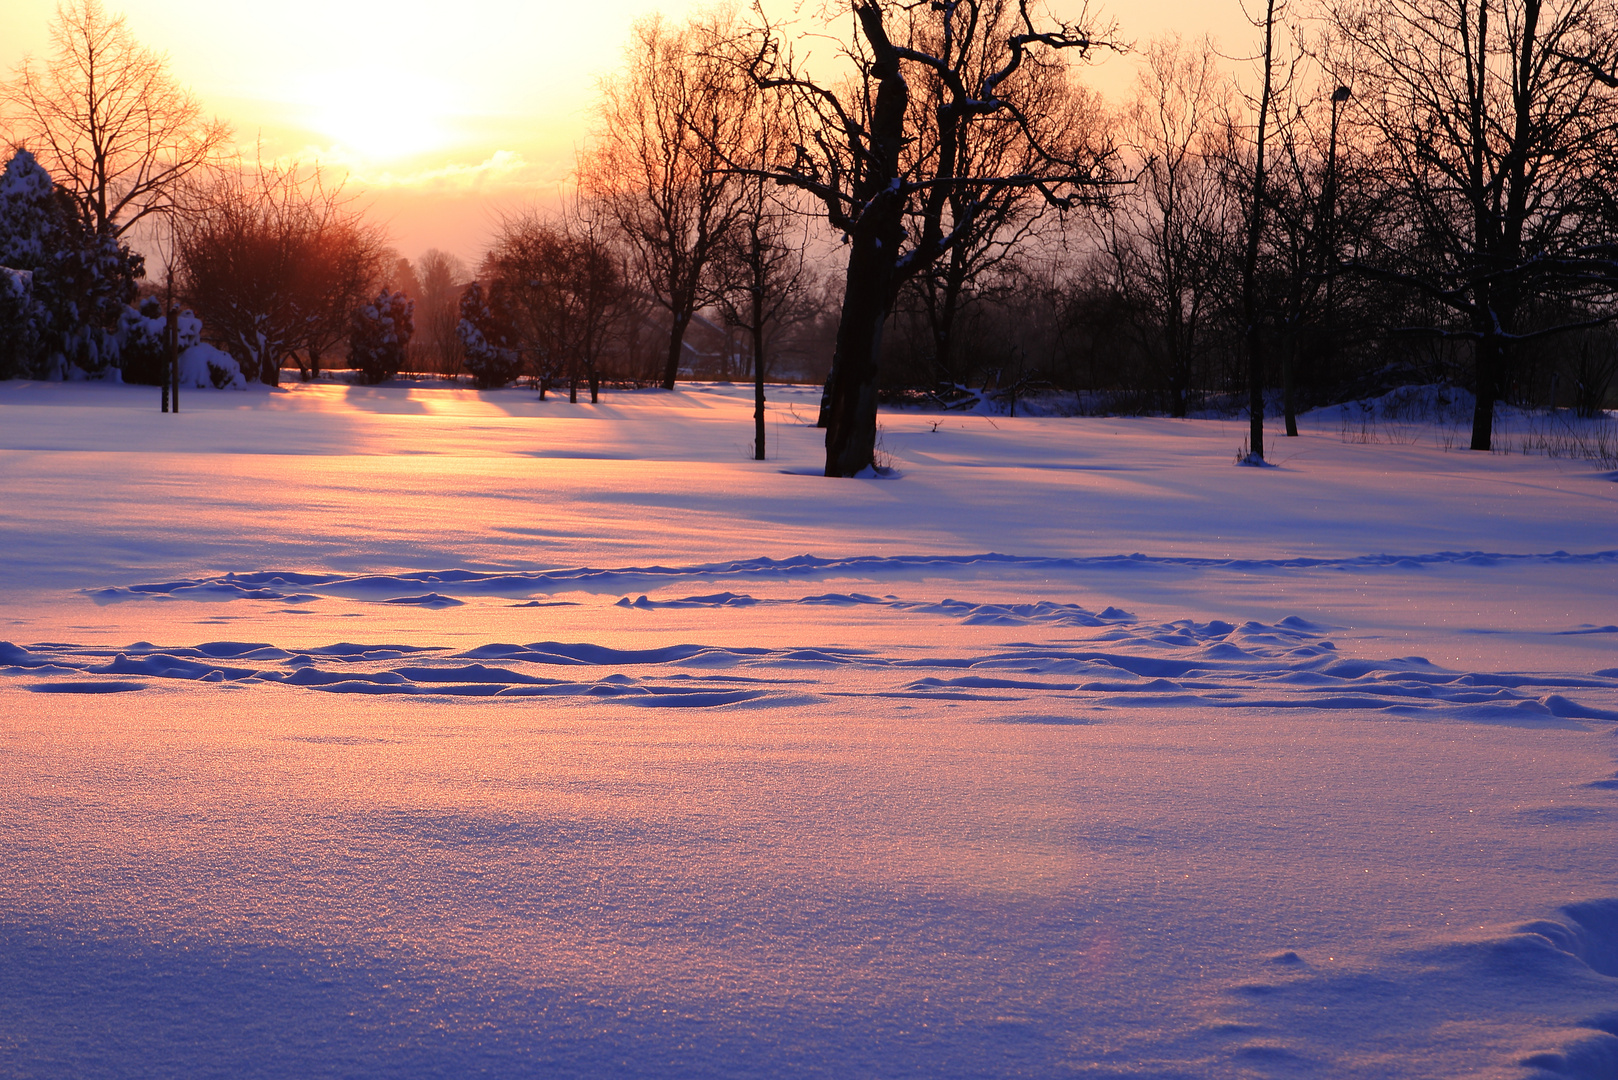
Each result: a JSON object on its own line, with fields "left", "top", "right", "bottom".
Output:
{"left": 2, "top": 0, "right": 229, "bottom": 237}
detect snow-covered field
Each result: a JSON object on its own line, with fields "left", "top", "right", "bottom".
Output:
{"left": 2, "top": 378, "right": 1616, "bottom": 1079}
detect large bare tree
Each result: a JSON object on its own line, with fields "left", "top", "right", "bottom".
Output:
{"left": 743, "top": 0, "right": 1118, "bottom": 476}
{"left": 582, "top": 13, "right": 750, "bottom": 391}
{"left": 900, "top": 2, "right": 1106, "bottom": 398}
{"left": 1103, "top": 35, "right": 1232, "bottom": 418}
{"left": 175, "top": 161, "right": 385, "bottom": 385}
{"left": 415, "top": 249, "right": 469, "bottom": 376}
{"left": 1, "top": 0, "right": 230, "bottom": 237}
{"left": 484, "top": 201, "right": 627, "bottom": 403}
{"left": 1327, "top": 0, "right": 1618, "bottom": 449}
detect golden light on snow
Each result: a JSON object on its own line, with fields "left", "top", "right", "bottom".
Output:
{"left": 3, "top": 375, "right": 1618, "bottom": 1075}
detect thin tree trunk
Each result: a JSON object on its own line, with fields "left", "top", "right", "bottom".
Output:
{"left": 1283, "top": 330, "right": 1299, "bottom": 437}
{"left": 164, "top": 305, "right": 177, "bottom": 413}
{"left": 752, "top": 290, "right": 767, "bottom": 461}
{"left": 1471, "top": 331, "right": 1499, "bottom": 451}
{"left": 1467, "top": 1, "right": 1496, "bottom": 451}
{"left": 1166, "top": 312, "right": 1187, "bottom": 418}
{"left": 1241, "top": 0, "right": 1278, "bottom": 462}
{"left": 931, "top": 255, "right": 965, "bottom": 384}
{"left": 1245, "top": 326, "right": 1265, "bottom": 460}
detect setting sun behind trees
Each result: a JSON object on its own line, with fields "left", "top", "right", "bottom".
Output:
{"left": 1, "top": 0, "right": 1248, "bottom": 259}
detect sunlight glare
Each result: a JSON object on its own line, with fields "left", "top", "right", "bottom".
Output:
{"left": 297, "top": 70, "right": 462, "bottom": 164}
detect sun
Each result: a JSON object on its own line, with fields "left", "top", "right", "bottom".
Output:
{"left": 295, "top": 68, "right": 465, "bottom": 165}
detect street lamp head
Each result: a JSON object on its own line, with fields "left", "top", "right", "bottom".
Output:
{"left": 1332, "top": 85, "right": 1353, "bottom": 103}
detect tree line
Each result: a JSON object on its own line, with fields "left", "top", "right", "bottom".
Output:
{"left": 4, "top": 0, "right": 1618, "bottom": 475}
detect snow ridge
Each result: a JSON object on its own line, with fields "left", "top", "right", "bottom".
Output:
{"left": 615, "top": 592, "right": 1137, "bottom": 627}
{"left": 81, "top": 548, "right": 1618, "bottom": 605}
{"left": 1207, "top": 900, "right": 1618, "bottom": 1078}
{"left": 7, "top": 619, "right": 1617, "bottom": 722}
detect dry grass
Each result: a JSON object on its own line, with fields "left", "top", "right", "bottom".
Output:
{"left": 1328, "top": 387, "right": 1618, "bottom": 466}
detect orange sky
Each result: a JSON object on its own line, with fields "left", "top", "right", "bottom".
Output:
{"left": 1, "top": 0, "right": 1258, "bottom": 265}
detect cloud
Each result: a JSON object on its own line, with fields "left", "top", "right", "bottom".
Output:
{"left": 349, "top": 150, "right": 547, "bottom": 193}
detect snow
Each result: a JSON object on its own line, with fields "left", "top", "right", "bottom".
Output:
{"left": 178, "top": 341, "right": 248, "bottom": 389}
{"left": 0, "top": 379, "right": 1615, "bottom": 1078}
{"left": 0, "top": 150, "right": 54, "bottom": 204}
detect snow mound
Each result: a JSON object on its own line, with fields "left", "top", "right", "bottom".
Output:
{"left": 1205, "top": 899, "right": 1618, "bottom": 1078}
{"left": 178, "top": 343, "right": 247, "bottom": 389}
{"left": 78, "top": 549, "right": 1618, "bottom": 606}
{"left": 7, "top": 624, "right": 1616, "bottom": 723}
{"left": 615, "top": 591, "right": 1136, "bottom": 627}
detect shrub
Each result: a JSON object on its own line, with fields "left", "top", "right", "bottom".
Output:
{"left": 0, "top": 149, "right": 141, "bottom": 378}
{"left": 455, "top": 281, "right": 522, "bottom": 389}
{"left": 349, "top": 288, "right": 413, "bottom": 385}
{"left": 0, "top": 267, "right": 37, "bottom": 378}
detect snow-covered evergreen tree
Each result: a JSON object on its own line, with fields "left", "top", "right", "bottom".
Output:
{"left": 349, "top": 288, "right": 413, "bottom": 385}
{"left": 455, "top": 281, "right": 522, "bottom": 389}
{"left": 0, "top": 267, "right": 37, "bottom": 379}
{"left": 114, "top": 301, "right": 213, "bottom": 386}
{"left": 114, "top": 299, "right": 169, "bottom": 385}
{"left": 0, "top": 149, "right": 141, "bottom": 378}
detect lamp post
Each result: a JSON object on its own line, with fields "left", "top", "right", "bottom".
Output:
{"left": 1321, "top": 85, "right": 1351, "bottom": 384}
{"left": 159, "top": 251, "right": 179, "bottom": 414}
{"left": 166, "top": 302, "right": 179, "bottom": 414}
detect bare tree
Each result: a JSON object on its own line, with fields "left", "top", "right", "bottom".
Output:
{"left": 175, "top": 160, "right": 385, "bottom": 385}
{"left": 1235, "top": 0, "right": 1287, "bottom": 464}
{"left": 1103, "top": 35, "right": 1232, "bottom": 418}
{"left": 295, "top": 214, "right": 389, "bottom": 381}
{"left": 714, "top": 184, "right": 816, "bottom": 459}
{"left": 1262, "top": 69, "right": 1378, "bottom": 436}
{"left": 901, "top": 0, "right": 1107, "bottom": 396}
{"left": 484, "top": 200, "right": 627, "bottom": 403}
{"left": 554, "top": 203, "right": 630, "bottom": 403}
{"left": 1326, "top": 0, "right": 1618, "bottom": 449}
{"left": 1569, "top": 330, "right": 1617, "bottom": 416}
{"left": 416, "top": 249, "right": 469, "bottom": 376}
{"left": 700, "top": 25, "right": 818, "bottom": 459}
{"left": 582, "top": 12, "right": 751, "bottom": 391}
{"left": 742, "top": 0, "right": 1118, "bottom": 475}
{"left": 1, "top": 0, "right": 230, "bottom": 237}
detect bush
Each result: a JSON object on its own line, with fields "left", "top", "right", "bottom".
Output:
{"left": 455, "top": 281, "right": 522, "bottom": 389}
{"left": 0, "top": 149, "right": 141, "bottom": 378}
{"left": 113, "top": 300, "right": 205, "bottom": 384}
{"left": 175, "top": 162, "right": 385, "bottom": 385}
{"left": 0, "top": 267, "right": 37, "bottom": 379}
{"left": 349, "top": 288, "right": 413, "bottom": 385}
{"left": 115, "top": 299, "right": 168, "bottom": 384}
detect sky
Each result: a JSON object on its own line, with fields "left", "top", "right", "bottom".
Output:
{"left": 0, "top": 0, "right": 1259, "bottom": 266}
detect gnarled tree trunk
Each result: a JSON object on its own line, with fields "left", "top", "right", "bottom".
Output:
{"left": 824, "top": 205, "right": 904, "bottom": 475}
